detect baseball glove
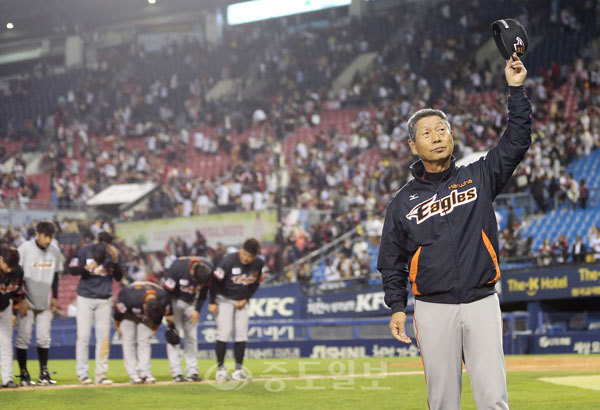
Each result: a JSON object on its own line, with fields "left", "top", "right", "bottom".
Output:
{"left": 165, "top": 323, "right": 180, "bottom": 346}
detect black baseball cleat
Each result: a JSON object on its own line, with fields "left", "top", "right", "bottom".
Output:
{"left": 38, "top": 369, "right": 57, "bottom": 386}
{"left": 19, "top": 371, "right": 36, "bottom": 387}
{"left": 172, "top": 374, "right": 186, "bottom": 382}
{"left": 186, "top": 374, "right": 202, "bottom": 382}
{"left": 2, "top": 381, "right": 18, "bottom": 388}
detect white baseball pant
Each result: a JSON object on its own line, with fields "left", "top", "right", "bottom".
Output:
{"left": 120, "top": 319, "right": 154, "bottom": 380}
{"left": 414, "top": 293, "right": 508, "bottom": 410}
{"left": 76, "top": 296, "right": 112, "bottom": 382}
{"left": 0, "top": 302, "right": 14, "bottom": 385}
{"left": 166, "top": 298, "right": 198, "bottom": 377}
{"left": 215, "top": 294, "right": 249, "bottom": 342}
{"left": 16, "top": 308, "right": 52, "bottom": 349}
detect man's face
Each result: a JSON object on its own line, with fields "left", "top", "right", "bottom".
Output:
{"left": 36, "top": 233, "right": 53, "bottom": 249}
{"left": 239, "top": 249, "right": 257, "bottom": 265}
{"left": 409, "top": 115, "right": 454, "bottom": 163}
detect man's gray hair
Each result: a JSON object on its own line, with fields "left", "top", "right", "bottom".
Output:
{"left": 407, "top": 108, "right": 451, "bottom": 141}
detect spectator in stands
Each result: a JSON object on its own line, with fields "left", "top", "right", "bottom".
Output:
{"left": 127, "top": 257, "right": 148, "bottom": 283}
{"left": 579, "top": 178, "right": 589, "bottom": 209}
{"left": 364, "top": 213, "right": 384, "bottom": 246}
{"left": 553, "top": 234, "right": 569, "bottom": 264}
{"left": 571, "top": 235, "right": 587, "bottom": 263}
{"left": 538, "top": 238, "right": 554, "bottom": 266}
{"left": 587, "top": 226, "right": 600, "bottom": 262}
{"left": 322, "top": 254, "right": 344, "bottom": 290}
{"left": 499, "top": 228, "right": 517, "bottom": 258}
{"left": 296, "top": 263, "right": 313, "bottom": 292}
{"left": 565, "top": 173, "right": 580, "bottom": 209}
{"left": 516, "top": 235, "right": 533, "bottom": 258}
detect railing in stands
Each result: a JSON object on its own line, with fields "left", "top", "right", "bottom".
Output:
{"left": 284, "top": 227, "right": 359, "bottom": 283}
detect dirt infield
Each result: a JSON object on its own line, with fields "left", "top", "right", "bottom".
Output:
{"left": 505, "top": 355, "right": 600, "bottom": 371}
{"left": 1, "top": 370, "right": 425, "bottom": 391}
{"left": 390, "top": 355, "right": 600, "bottom": 372}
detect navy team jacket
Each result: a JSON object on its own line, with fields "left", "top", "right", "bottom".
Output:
{"left": 163, "top": 257, "right": 212, "bottom": 312}
{"left": 377, "top": 86, "right": 532, "bottom": 313}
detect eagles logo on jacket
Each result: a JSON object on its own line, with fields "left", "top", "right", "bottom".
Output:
{"left": 377, "top": 86, "right": 532, "bottom": 313}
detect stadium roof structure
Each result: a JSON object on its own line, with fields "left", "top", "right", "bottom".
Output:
{"left": 0, "top": 0, "right": 234, "bottom": 45}
{"left": 87, "top": 181, "right": 158, "bottom": 212}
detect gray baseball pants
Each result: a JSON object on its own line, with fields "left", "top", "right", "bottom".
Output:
{"left": 414, "top": 294, "right": 508, "bottom": 410}
{"left": 216, "top": 294, "right": 249, "bottom": 342}
{"left": 166, "top": 298, "right": 198, "bottom": 377}
{"left": 16, "top": 308, "right": 52, "bottom": 349}
{"left": 120, "top": 319, "right": 154, "bottom": 380}
{"left": 0, "top": 302, "right": 14, "bottom": 385}
{"left": 76, "top": 296, "right": 112, "bottom": 382}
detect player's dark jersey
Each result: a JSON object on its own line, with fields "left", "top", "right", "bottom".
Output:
{"left": 0, "top": 265, "right": 24, "bottom": 312}
{"left": 163, "top": 257, "right": 211, "bottom": 312}
{"left": 113, "top": 282, "right": 170, "bottom": 324}
{"left": 378, "top": 86, "right": 532, "bottom": 313}
{"left": 211, "top": 252, "right": 265, "bottom": 301}
{"left": 69, "top": 243, "right": 124, "bottom": 299}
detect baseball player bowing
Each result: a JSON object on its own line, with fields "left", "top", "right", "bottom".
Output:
{"left": 0, "top": 246, "right": 24, "bottom": 388}
{"left": 378, "top": 54, "right": 529, "bottom": 410}
{"left": 209, "top": 238, "right": 265, "bottom": 382}
{"left": 163, "top": 256, "right": 213, "bottom": 382}
{"left": 68, "top": 233, "right": 124, "bottom": 385}
{"left": 16, "top": 221, "right": 63, "bottom": 387}
{"left": 113, "top": 282, "right": 170, "bottom": 384}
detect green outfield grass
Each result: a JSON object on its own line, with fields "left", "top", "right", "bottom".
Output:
{"left": 2, "top": 356, "right": 599, "bottom": 409}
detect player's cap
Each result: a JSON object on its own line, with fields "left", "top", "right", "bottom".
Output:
{"left": 491, "top": 19, "right": 528, "bottom": 59}
{"left": 193, "top": 261, "right": 212, "bottom": 285}
{"left": 145, "top": 298, "right": 164, "bottom": 325}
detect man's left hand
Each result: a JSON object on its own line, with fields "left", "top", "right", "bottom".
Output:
{"left": 50, "top": 298, "right": 59, "bottom": 313}
{"left": 188, "top": 310, "right": 199, "bottom": 324}
{"left": 234, "top": 299, "right": 248, "bottom": 310}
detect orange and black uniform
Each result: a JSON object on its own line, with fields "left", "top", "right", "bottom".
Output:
{"left": 378, "top": 85, "right": 532, "bottom": 313}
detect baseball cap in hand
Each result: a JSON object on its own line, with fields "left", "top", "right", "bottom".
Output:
{"left": 491, "top": 19, "right": 529, "bottom": 59}
{"left": 165, "top": 323, "right": 181, "bottom": 345}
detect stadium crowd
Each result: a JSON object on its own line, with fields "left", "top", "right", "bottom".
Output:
{"left": 0, "top": 0, "right": 599, "bottom": 288}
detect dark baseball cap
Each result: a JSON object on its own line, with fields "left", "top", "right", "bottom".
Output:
{"left": 491, "top": 19, "right": 529, "bottom": 60}
{"left": 145, "top": 298, "right": 164, "bottom": 325}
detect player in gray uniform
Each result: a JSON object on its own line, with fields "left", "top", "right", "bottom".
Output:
{"left": 113, "top": 282, "right": 171, "bottom": 384}
{"left": 0, "top": 246, "right": 24, "bottom": 388}
{"left": 16, "top": 221, "right": 63, "bottom": 387}
{"left": 68, "top": 232, "right": 124, "bottom": 385}
{"left": 163, "top": 256, "right": 212, "bottom": 382}
{"left": 209, "top": 238, "right": 265, "bottom": 382}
